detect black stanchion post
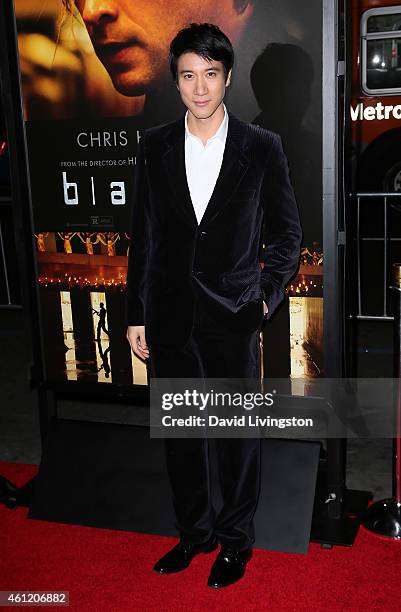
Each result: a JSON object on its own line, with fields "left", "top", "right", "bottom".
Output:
{"left": 0, "top": 0, "right": 48, "bottom": 508}
{"left": 363, "top": 262, "right": 401, "bottom": 539}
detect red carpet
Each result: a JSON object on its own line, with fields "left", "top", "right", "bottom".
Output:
{"left": 1, "top": 461, "right": 400, "bottom": 611}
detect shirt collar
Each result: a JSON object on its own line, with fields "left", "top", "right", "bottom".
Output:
{"left": 185, "top": 103, "right": 228, "bottom": 145}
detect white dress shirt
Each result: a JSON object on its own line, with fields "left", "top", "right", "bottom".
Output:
{"left": 184, "top": 103, "right": 228, "bottom": 225}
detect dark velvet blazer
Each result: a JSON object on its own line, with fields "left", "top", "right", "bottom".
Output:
{"left": 126, "top": 110, "right": 302, "bottom": 350}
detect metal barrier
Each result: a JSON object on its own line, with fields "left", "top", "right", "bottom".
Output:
{"left": 363, "top": 262, "right": 401, "bottom": 539}
{"left": 351, "top": 192, "right": 401, "bottom": 321}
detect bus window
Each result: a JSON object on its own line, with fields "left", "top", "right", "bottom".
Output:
{"left": 367, "top": 13, "right": 401, "bottom": 33}
{"left": 362, "top": 6, "right": 401, "bottom": 94}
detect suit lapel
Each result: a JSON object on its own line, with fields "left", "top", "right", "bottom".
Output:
{"left": 200, "top": 117, "right": 250, "bottom": 228}
{"left": 162, "top": 120, "right": 198, "bottom": 228}
{"left": 161, "top": 110, "right": 250, "bottom": 230}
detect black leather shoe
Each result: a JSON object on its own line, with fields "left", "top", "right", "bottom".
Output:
{"left": 207, "top": 546, "right": 252, "bottom": 588}
{"left": 153, "top": 536, "right": 218, "bottom": 574}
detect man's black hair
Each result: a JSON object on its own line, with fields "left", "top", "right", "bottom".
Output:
{"left": 169, "top": 23, "right": 234, "bottom": 82}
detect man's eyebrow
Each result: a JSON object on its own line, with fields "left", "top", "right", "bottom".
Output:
{"left": 178, "top": 66, "right": 222, "bottom": 74}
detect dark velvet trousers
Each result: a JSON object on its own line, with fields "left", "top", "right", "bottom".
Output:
{"left": 148, "top": 298, "right": 263, "bottom": 551}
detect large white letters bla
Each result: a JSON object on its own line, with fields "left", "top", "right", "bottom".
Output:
{"left": 61, "top": 172, "right": 126, "bottom": 206}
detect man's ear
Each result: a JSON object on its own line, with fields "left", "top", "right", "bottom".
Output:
{"left": 226, "top": 69, "right": 232, "bottom": 87}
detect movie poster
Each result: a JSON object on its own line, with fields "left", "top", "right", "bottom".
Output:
{"left": 14, "top": 0, "right": 323, "bottom": 386}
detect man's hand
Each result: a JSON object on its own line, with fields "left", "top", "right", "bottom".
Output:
{"left": 126, "top": 325, "right": 149, "bottom": 360}
{"left": 263, "top": 301, "right": 269, "bottom": 316}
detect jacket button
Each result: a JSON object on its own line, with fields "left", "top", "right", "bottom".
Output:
{"left": 200, "top": 231, "right": 207, "bottom": 236}
{"left": 194, "top": 270, "right": 203, "bottom": 276}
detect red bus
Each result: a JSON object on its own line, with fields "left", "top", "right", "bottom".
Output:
{"left": 351, "top": 0, "right": 401, "bottom": 191}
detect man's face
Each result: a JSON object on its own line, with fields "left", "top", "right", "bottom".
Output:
{"left": 74, "top": 0, "right": 253, "bottom": 96}
{"left": 176, "top": 53, "right": 231, "bottom": 121}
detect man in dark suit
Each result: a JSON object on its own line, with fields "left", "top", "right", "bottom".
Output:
{"left": 126, "top": 23, "right": 302, "bottom": 588}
